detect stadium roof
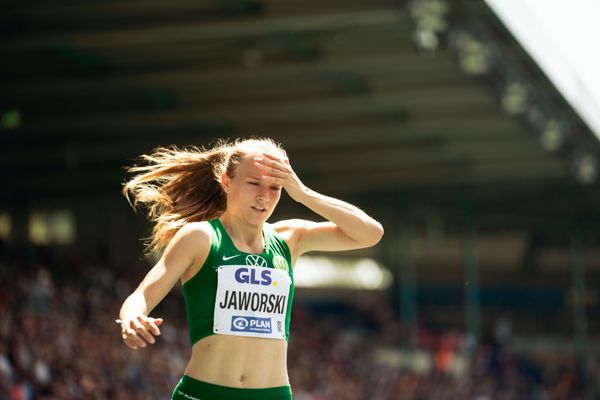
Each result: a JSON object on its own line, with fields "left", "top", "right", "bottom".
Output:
{"left": 3, "top": 0, "right": 600, "bottom": 230}
{"left": 485, "top": 0, "right": 600, "bottom": 141}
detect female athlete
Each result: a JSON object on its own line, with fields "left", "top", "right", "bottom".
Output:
{"left": 117, "top": 137, "right": 384, "bottom": 400}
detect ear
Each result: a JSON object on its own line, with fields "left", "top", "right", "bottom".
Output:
{"left": 221, "top": 173, "right": 230, "bottom": 193}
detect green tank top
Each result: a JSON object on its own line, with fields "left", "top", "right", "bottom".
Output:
{"left": 182, "top": 219, "right": 295, "bottom": 345}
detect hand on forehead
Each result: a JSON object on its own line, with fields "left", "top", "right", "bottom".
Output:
{"left": 233, "top": 152, "right": 268, "bottom": 177}
{"left": 237, "top": 153, "right": 283, "bottom": 181}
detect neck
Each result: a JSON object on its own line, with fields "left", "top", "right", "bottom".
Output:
{"left": 219, "top": 213, "right": 264, "bottom": 252}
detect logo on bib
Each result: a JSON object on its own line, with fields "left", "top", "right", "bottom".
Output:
{"left": 231, "top": 316, "right": 272, "bottom": 333}
{"left": 246, "top": 255, "right": 267, "bottom": 268}
{"left": 232, "top": 317, "right": 249, "bottom": 330}
{"left": 234, "top": 267, "right": 273, "bottom": 286}
{"left": 273, "top": 255, "right": 289, "bottom": 272}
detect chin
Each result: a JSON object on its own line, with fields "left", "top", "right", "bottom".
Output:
{"left": 246, "top": 211, "right": 272, "bottom": 226}
{"left": 244, "top": 213, "right": 265, "bottom": 226}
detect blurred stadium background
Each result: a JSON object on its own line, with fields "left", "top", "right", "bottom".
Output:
{"left": 1, "top": 0, "right": 599, "bottom": 398}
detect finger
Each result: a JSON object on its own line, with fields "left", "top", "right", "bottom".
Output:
{"left": 126, "top": 328, "right": 146, "bottom": 347}
{"left": 260, "top": 152, "right": 279, "bottom": 160}
{"left": 124, "top": 328, "right": 146, "bottom": 348}
{"left": 132, "top": 320, "right": 155, "bottom": 344}
{"left": 137, "top": 315, "right": 158, "bottom": 332}
{"left": 255, "top": 160, "right": 288, "bottom": 178}
{"left": 268, "top": 167, "right": 286, "bottom": 178}
{"left": 254, "top": 156, "right": 273, "bottom": 168}
{"left": 123, "top": 335, "right": 140, "bottom": 350}
{"left": 261, "top": 175, "right": 286, "bottom": 185}
{"left": 138, "top": 315, "right": 163, "bottom": 335}
{"left": 138, "top": 316, "right": 159, "bottom": 336}
{"left": 123, "top": 338, "right": 137, "bottom": 350}
{"left": 125, "top": 337, "right": 143, "bottom": 350}
{"left": 264, "top": 153, "right": 291, "bottom": 166}
{"left": 256, "top": 155, "right": 286, "bottom": 169}
{"left": 146, "top": 319, "right": 161, "bottom": 336}
{"left": 255, "top": 163, "right": 282, "bottom": 179}
{"left": 138, "top": 315, "right": 160, "bottom": 335}
{"left": 134, "top": 323, "right": 155, "bottom": 344}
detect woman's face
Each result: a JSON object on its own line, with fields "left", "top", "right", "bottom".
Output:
{"left": 223, "top": 152, "right": 282, "bottom": 226}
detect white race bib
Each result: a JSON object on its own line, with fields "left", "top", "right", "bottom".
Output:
{"left": 213, "top": 265, "right": 290, "bottom": 339}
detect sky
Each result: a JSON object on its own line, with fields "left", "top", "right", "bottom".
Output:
{"left": 484, "top": 0, "right": 600, "bottom": 140}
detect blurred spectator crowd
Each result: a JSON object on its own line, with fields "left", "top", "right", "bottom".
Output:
{"left": 0, "top": 256, "right": 598, "bottom": 400}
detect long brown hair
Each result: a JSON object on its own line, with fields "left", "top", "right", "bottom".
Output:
{"left": 122, "top": 137, "right": 286, "bottom": 257}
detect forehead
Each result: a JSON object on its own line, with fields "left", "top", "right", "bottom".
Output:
{"left": 234, "top": 152, "right": 265, "bottom": 178}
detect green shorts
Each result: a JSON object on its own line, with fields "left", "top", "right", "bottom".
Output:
{"left": 171, "top": 375, "right": 293, "bottom": 400}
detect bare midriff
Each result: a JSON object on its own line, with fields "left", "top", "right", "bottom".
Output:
{"left": 184, "top": 334, "right": 289, "bottom": 388}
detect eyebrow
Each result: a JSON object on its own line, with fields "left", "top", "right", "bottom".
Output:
{"left": 248, "top": 176, "right": 262, "bottom": 180}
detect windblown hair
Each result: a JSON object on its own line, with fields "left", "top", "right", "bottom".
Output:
{"left": 122, "top": 137, "right": 286, "bottom": 258}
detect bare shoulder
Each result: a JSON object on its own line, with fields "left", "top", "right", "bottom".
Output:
{"left": 162, "top": 221, "right": 214, "bottom": 286}
{"left": 273, "top": 218, "right": 315, "bottom": 250}
{"left": 181, "top": 220, "right": 213, "bottom": 237}
{"left": 164, "top": 221, "right": 212, "bottom": 260}
{"left": 271, "top": 218, "right": 310, "bottom": 237}
{"left": 270, "top": 219, "right": 312, "bottom": 259}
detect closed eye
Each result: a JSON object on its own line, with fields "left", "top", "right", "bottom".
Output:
{"left": 271, "top": 186, "right": 281, "bottom": 191}
{"left": 248, "top": 182, "right": 259, "bottom": 186}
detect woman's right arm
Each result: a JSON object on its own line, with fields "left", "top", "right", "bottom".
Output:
{"left": 119, "top": 222, "right": 211, "bottom": 349}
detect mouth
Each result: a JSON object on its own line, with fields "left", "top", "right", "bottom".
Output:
{"left": 251, "top": 205, "right": 266, "bottom": 213}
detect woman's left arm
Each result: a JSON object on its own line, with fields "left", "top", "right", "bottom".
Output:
{"left": 256, "top": 153, "right": 384, "bottom": 255}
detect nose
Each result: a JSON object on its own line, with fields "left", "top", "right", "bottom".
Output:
{"left": 257, "top": 185, "right": 270, "bottom": 202}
